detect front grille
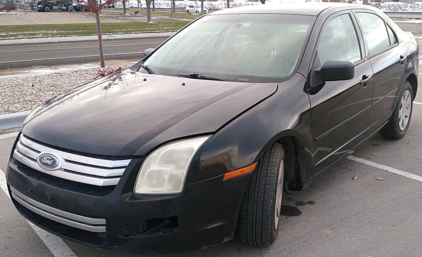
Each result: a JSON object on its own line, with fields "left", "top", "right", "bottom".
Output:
{"left": 13, "top": 134, "right": 131, "bottom": 186}
{"left": 11, "top": 186, "right": 106, "bottom": 233}
{"left": 12, "top": 159, "right": 115, "bottom": 196}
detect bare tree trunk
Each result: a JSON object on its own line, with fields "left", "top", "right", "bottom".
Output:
{"left": 172, "top": 0, "right": 175, "bottom": 13}
{"left": 152, "top": 0, "right": 155, "bottom": 11}
{"left": 227, "top": 0, "right": 229, "bottom": 8}
{"left": 123, "top": 0, "right": 126, "bottom": 14}
{"left": 146, "top": 0, "right": 151, "bottom": 22}
{"left": 363, "top": 0, "right": 369, "bottom": 4}
{"left": 170, "top": 0, "right": 173, "bottom": 17}
{"left": 95, "top": 12, "right": 105, "bottom": 68}
{"left": 201, "top": 0, "right": 203, "bottom": 13}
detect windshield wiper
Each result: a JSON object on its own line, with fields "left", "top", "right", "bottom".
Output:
{"left": 139, "top": 64, "right": 154, "bottom": 74}
{"left": 171, "top": 73, "right": 229, "bottom": 81}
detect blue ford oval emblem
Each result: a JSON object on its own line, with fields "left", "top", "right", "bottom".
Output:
{"left": 37, "top": 153, "right": 61, "bottom": 170}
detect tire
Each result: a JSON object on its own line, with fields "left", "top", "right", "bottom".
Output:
{"left": 380, "top": 81, "right": 413, "bottom": 140}
{"left": 186, "top": 10, "right": 190, "bottom": 13}
{"left": 238, "top": 143, "right": 285, "bottom": 246}
{"left": 62, "top": 5, "right": 68, "bottom": 11}
{"left": 43, "top": 5, "right": 51, "bottom": 12}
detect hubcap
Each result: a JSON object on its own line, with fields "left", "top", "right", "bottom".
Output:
{"left": 399, "top": 90, "right": 412, "bottom": 131}
{"left": 274, "top": 158, "right": 284, "bottom": 230}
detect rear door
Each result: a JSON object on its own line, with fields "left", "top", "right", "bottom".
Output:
{"left": 308, "top": 12, "right": 374, "bottom": 173}
{"left": 354, "top": 12, "right": 404, "bottom": 135}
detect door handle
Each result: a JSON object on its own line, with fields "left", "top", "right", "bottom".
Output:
{"left": 360, "top": 75, "right": 372, "bottom": 86}
{"left": 400, "top": 55, "right": 406, "bottom": 64}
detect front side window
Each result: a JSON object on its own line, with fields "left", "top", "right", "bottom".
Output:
{"left": 317, "top": 14, "right": 361, "bottom": 65}
{"left": 142, "top": 14, "right": 315, "bottom": 83}
{"left": 356, "top": 13, "right": 391, "bottom": 55}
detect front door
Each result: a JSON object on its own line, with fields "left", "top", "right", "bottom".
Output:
{"left": 308, "top": 12, "right": 374, "bottom": 174}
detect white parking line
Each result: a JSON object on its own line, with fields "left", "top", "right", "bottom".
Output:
{"left": 0, "top": 168, "right": 77, "bottom": 257}
{"left": 347, "top": 155, "right": 422, "bottom": 183}
{"left": 414, "top": 102, "right": 422, "bottom": 105}
{"left": 0, "top": 132, "right": 19, "bottom": 140}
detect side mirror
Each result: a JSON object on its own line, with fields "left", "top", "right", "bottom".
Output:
{"left": 143, "top": 48, "right": 155, "bottom": 56}
{"left": 316, "top": 61, "right": 354, "bottom": 81}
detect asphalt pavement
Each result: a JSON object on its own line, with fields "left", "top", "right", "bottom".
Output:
{"left": 0, "top": 37, "right": 167, "bottom": 69}
{"left": 0, "top": 75, "right": 422, "bottom": 257}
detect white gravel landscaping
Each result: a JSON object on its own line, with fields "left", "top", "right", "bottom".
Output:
{"left": 0, "top": 60, "right": 138, "bottom": 115}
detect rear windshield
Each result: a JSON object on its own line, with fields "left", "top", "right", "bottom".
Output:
{"left": 142, "top": 14, "right": 315, "bottom": 83}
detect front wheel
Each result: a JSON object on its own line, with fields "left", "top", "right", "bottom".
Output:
{"left": 43, "top": 5, "right": 51, "bottom": 12}
{"left": 238, "top": 143, "right": 285, "bottom": 246}
{"left": 380, "top": 81, "right": 413, "bottom": 140}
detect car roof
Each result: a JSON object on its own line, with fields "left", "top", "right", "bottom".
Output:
{"left": 210, "top": 3, "right": 375, "bottom": 16}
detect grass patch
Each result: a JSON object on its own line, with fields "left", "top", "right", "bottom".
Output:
{"left": 102, "top": 9, "right": 204, "bottom": 20}
{"left": 0, "top": 20, "right": 190, "bottom": 39}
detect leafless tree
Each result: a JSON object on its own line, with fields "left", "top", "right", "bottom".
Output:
{"left": 146, "top": 0, "right": 152, "bottom": 22}
{"left": 80, "top": 0, "right": 114, "bottom": 68}
{"left": 122, "top": 0, "right": 127, "bottom": 14}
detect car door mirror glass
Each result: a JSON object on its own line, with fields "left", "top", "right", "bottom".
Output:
{"left": 317, "top": 61, "right": 354, "bottom": 81}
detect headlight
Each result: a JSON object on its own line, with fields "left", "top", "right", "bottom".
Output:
{"left": 134, "top": 136, "right": 210, "bottom": 195}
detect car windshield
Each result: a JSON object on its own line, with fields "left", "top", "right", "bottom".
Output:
{"left": 141, "top": 14, "right": 315, "bottom": 83}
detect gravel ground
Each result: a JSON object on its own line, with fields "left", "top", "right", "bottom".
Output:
{"left": 0, "top": 59, "right": 138, "bottom": 115}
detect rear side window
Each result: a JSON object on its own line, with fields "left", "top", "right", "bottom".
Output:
{"left": 356, "top": 13, "right": 391, "bottom": 55}
{"left": 317, "top": 14, "right": 361, "bottom": 65}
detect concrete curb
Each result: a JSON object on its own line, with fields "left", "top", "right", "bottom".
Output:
{"left": 385, "top": 12, "right": 422, "bottom": 19}
{"left": 0, "top": 111, "right": 30, "bottom": 132}
{"left": 0, "top": 32, "right": 175, "bottom": 46}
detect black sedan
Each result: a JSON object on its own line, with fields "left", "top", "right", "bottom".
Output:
{"left": 6, "top": 3, "right": 419, "bottom": 254}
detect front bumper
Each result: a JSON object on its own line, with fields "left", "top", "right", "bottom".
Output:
{"left": 6, "top": 155, "right": 250, "bottom": 253}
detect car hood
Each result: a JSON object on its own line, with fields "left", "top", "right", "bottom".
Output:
{"left": 22, "top": 70, "right": 277, "bottom": 157}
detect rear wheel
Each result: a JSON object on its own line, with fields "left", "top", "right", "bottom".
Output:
{"left": 238, "top": 143, "right": 285, "bottom": 246}
{"left": 380, "top": 81, "right": 413, "bottom": 140}
{"left": 43, "top": 5, "right": 51, "bottom": 12}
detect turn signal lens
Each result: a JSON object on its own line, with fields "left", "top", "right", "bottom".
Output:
{"left": 223, "top": 163, "right": 257, "bottom": 181}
